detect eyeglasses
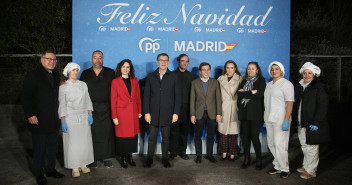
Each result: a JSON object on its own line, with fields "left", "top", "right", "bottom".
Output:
{"left": 43, "top": 57, "right": 57, "bottom": 62}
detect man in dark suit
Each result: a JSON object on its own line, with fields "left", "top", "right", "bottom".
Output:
{"left": 22, "top": 51, "right": 64, "bottom": 185}
{"left": 143, "top": 53, "right": 181, "bottom": 168}
{"left": 169, "top": 54, "right": 196, "bottom": 160}
{"left": 190, "top": 62, "right": 222, "bottom": 163}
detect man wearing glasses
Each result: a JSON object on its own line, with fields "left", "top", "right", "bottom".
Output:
{"left": 143, "top": 53, "right": 181, "bottom": 168}
{"left": 80, "top": 50, "right": 115, "bottom": 168}
{"left": 22, "top": 51, "right": 64, "bottom": 185}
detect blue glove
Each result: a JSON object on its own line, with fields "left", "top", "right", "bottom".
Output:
{"left": 61, "top": 120, "right": 68, "bottom": 133}
{"left": 282, "top": 119, "right": 289, "bottom": 131}
{"left": 309, "top": 125, "right": 318, "bottom": 131}
{"left": 88, "top": 114, "right": 93, "bottom": 126}
{"left": 263, "top": 123, "right": 266, "bottom": 127}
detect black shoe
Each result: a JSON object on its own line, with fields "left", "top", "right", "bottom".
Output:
{"left": 220, "top": 156, "right": 228, "bottom": 161}
{"left": 195, "top": 156, "right": 202, "bottom": 163}
{"left": 240, "top": 156, "right": 251, "bottom": 169}
{"left": 169, "top": 154, "right": 177, "bottom": 160}
{"left": 87, "top": 161, "right": 98, "bottom": 169}
{"left": 36, "top": 175, "right": 47, "bottom": 185}
{"left": 103, "top": 160, "right": 113, "bottom": 168}
{"left": 46, "top": 169, "right": 64, "bottom": 178}
{"left": 280, "top": 171, "right": 290, "bottom": 178}
{"left": 178, "top": 153, "right": 190, "bottom": 160}
{"left": 205, "top": 155, "right": 217, "bottom": 163}
{"left": 144, "top": 158, "right": 153, "bottom": 168}
{"left": 120, "top": 156, "right": 128, "bottom": 168}
{"left": 267, "top": 168, "right": 280, "bottom": 175}
{"left": 256, "top": 160, "right": 263, "bottom": 170}
{"left": 126, "top": 155, "right": 136, "bottom": 166}
{"left": 162, "top": 158, "right": 171, "bottom": 168}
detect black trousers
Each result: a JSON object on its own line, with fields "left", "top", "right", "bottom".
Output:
{"left": 240, "top": 120, "right": 263, "bottom": 159}
{"left": 194, "top": 111, "right": 217, "bottom": 156}
{"left": 32, "top": 131, "right": 59, "bottom": 177}
{"left": 169, "top": 118, "right": 191, "bottom": 155}
{"left": 147, "top": 125, "right": 171, "bottom": 159}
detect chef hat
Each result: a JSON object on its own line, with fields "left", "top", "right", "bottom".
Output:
{"left": 63, "top": 62, "right": 80, "bottom": 77}
{"left": 268, "top": 61, "right": 285, "bottom": 77}
{"left": 299, "top": 62, "right": 321, "bottom": 77}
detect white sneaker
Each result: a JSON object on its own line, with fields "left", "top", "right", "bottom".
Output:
{"left": 300, "top": 171, "right": 316, "bottom": 179}
{"left": 72, "top": 168, "right": 80, "bottom": 177}
{"left": 80, "top": 166, "right": 91, "bottom": 174}
{"left": 297, "top": 167, "right": 306, "bottom": 173}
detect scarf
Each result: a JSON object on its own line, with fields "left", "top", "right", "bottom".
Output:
{"left": 241, "top": 75, "right": 258, "bottom": 107}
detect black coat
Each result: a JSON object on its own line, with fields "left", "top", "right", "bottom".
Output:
{"left": 173, "top": 68, "right": 196, "bottom": 122}
{"left": 21, "top": 65, "right": 60, "bottom": 133}
{"left": 237, "top": 77, "right": 266, "bottom": 121}
{"left": 292, "top": 78, "right": 330, "bottom": 144}
{"left": 143, "top": 68, "right": 181, "bottom": 126}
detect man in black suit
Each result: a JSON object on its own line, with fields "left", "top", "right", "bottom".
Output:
{"left": 169, "top": 54, "right": 196, "bottom": 160}
{"left": 143, "top": 53, "right": 181, "bottom": 168}
{"left": 22, "top": 51, "right": 64, "bottom": 185}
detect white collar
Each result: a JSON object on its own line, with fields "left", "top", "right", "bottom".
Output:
{"left": 200, "top": 77, "right": 209, "bottom": 82}
{"left": 299, "top": 79, "right": 311, "bottom": 89}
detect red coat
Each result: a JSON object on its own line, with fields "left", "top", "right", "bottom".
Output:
{"left": 111, "top": 77, "right": 142, "bottom": 138}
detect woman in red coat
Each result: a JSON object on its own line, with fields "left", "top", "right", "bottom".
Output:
{"left": 111, "top": 59, "right": 142, "bottom": 168}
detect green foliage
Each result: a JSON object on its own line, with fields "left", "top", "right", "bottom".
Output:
{"left": 291, "top": 0, "right": 352, "bottom": 54}
{"left": 0, "top": 0, "right": 72, "bottom": 54}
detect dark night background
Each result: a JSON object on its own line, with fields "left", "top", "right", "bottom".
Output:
{"left": 0, "top": 0, "right": 352, "bottom": 151}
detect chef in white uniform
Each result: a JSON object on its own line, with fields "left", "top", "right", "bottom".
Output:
{"left": 264, "top": 61, "right": 294, "bottom": 179}
{"left": 58, "top": 62, "right": 94, "bottom": 177}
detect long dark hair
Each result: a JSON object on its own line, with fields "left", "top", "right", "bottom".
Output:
{"left": 115, "top": 59, "right": 135, "bottom": 78}
{"left": 244, "top": 61, "right": 263, "bottom": 79}
{"left": 222, "top": 60, "right": 241, "bottom": 76}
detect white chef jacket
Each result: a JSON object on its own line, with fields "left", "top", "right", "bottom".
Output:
{"left": 264, "top": 78, "right": 294, "bottom": 124}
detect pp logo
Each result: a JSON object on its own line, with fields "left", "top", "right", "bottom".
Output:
{"left": 194, "top": 27, "right": 201, "bottom": 32}
{"left": 99, "top": 26, "right": 107, "bottom": 31}
{"left": 139, "top": 37, "right": 160, "bottom": 53}
{"left": 237, "top": 28, "right": 244, "bottom": 33}
{"left": 147, "top": 26, "right": 154, "bottom": 32}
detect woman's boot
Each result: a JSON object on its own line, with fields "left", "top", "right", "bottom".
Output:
{"left": 241, "top": 156, "right": 251, "bottom": 169}
{"left": 126, "top": 154, "right": 136, "bottom": 166}
{"left": 120, "top": 156, "right": 128, "bottom": 168}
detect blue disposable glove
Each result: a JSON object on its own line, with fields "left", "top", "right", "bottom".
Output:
{"left": 88, "top": 114, "right": 93, "bottom": 126}
{"left": 309, "top": 125, "right": 318, "bottom": 131}
{"left": 263, "top": 123, "right": 266, "bottom": 127}
{"left": 61, "top": 120, "right": 68, "bottom": 133}
{"left": 282, "top": 119, "right": 289, "bottom": 131}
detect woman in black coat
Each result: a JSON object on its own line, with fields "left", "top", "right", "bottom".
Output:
{"left": 237, "top": 62, "right": 266, "bottom": 170}
{"left": 292, "top": 62, "right": 329, "bottom": 180}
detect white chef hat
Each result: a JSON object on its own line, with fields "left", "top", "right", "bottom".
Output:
{"left": 268, "top": 61, "right": 285, "bottom": 77}
{"left": 299, "top": 62, "right": 321, "bottom": 77}
{"left": 63, "top": 62, "right": 80, "bottom": 77}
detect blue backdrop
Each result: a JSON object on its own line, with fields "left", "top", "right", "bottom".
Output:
{"left": 73, "top": 0, "right": 291, "bottom": 154}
